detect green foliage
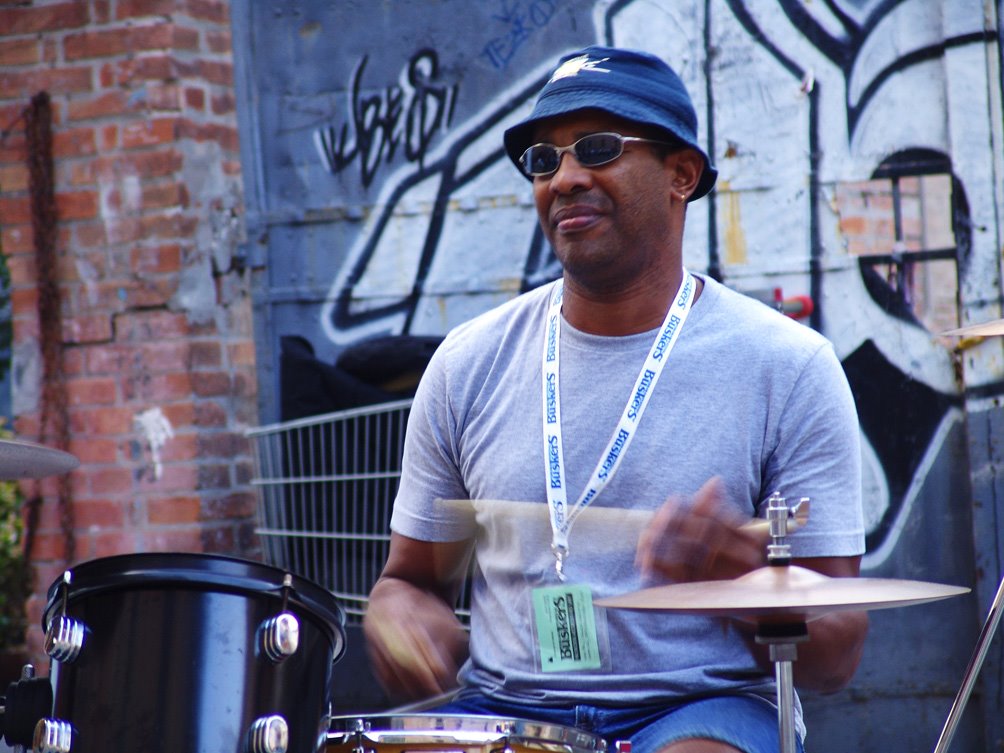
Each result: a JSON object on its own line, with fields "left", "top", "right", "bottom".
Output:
{"left": 0, "top": 425, "right": 28, "bottom": 649}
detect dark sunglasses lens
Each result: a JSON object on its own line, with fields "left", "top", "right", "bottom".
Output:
{"left": 522, "top": 145, "right": 560, "bottom": 176}
{"left": 575, "top": 134, "right": 622, "bottom": 166}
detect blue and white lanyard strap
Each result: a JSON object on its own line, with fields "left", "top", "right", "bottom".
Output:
{"left": 541, "top": 271, "right": 697, "bottom": 579}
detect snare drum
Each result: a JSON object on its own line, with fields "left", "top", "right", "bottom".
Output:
{"left": 38, "top": 553, "right": 346, "bottom": 753}
{"left": 326, "top": 714, "right": 608, "bottom": 753}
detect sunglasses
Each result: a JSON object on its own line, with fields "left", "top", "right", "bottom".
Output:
{"left": 518, "top": 132, "right": 678, "bottom": 177}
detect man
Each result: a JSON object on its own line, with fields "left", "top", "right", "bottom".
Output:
{"left": 364, "top": 46, "right": 867, "bottom": 753}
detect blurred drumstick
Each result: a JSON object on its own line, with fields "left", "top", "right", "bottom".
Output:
{"left": 385, "top": 689, "right": 459, "bottom": 714}
{"left": 435, "top": 498, "right": 809, "bottom": 536}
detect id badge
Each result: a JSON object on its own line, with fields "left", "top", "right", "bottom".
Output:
{"left": 531, "top": 584, "right": 602, "bottom": 672}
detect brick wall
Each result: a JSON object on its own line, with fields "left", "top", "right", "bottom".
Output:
{"left": 0, "top": 0, "right": 256, "bottom": 663}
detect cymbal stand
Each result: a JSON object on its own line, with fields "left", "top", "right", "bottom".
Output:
{"left": 756, "top": 492, "right": 809, "bottom": 753}
{"left": 932, "top": 571, "right": 1004, "bottom": 753}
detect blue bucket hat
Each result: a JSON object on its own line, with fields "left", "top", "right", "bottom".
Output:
{"left": 503, "top": 45, "right": 717, "bottom": 201}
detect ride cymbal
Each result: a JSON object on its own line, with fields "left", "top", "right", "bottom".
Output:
{"left": 0, "top": 438, "right": 79, "bottom": 479}
{"left": 595, "top": 565, "right": 969, "bottom": 622}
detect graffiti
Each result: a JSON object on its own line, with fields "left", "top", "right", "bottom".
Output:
{"left": 314, "top": 49, "right": 458, "bottom": 188}
{"left": 482, "top": 0, "right": 566, "bottom": 69}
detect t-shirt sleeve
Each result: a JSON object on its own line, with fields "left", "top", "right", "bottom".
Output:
{"left": 389, "top": 340, "right": 478, "bottom": 542}
{"left": 761, "top": 341, "right": 865, "bottom": 557}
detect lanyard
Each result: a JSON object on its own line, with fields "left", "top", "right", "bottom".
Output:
{"left": 540, "top": 271, "right": 696, "bottom": 579}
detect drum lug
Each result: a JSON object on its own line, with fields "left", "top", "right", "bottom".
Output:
{"left": 259, "top": 612, "right": 300, "bottom": 662}
{"left": 248, "top": 714, "right": 289, "bottom": 753}
{"left": 44, "top": 615, "right": 86, "bottom": 664}
{"left": 32, "top": 718, "right": 74, "bottom": 753}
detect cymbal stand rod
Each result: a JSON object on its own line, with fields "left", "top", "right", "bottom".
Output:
{"left": 932, "top": 572, "right": 1004, "bottom": 753}
{"left": 772, "top": 644, "right": 798, "bottom": 753}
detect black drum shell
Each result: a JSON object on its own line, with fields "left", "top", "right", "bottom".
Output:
{"left": 42, "top": 552, "right": 346, "bottom": 753}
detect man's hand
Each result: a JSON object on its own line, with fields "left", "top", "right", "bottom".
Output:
{"left": 635, "top": 476, "right": 768, "bottom": 582}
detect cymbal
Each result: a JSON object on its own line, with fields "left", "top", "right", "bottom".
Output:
{"left": 595, "top": 565, "right": 970, "bottom": 622}
{"left": 0, "top": 438, "right": 79, "bottom": 479}
{"left": 940, "top": 318, "right": 1004, "bottom": 337}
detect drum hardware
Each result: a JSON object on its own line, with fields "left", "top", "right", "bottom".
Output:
{"left": 248, "top": 715, "right": 290, "bottom": 753}
{"left": 43, "top": 573, "right": 85, "bottom": 664}
{"left": 0, "top": 664, "right": 54, "bottom": 751}
{"left": 596, "top": 491, "right": 970, "bottom": 753}
{"left": 0, "top": 438, "right": 78, "bottom": 480}
{"left": 25, "top": 552, "right": 346, "bottom": 753}
{"left": 932, "top": 570, "right": 1004, "bottom": 753}
{"left": 259, "top": 574, "right": 301, "bottom": 663}
{"left": 32, "top": 718, "right": 73, "bottom": 753}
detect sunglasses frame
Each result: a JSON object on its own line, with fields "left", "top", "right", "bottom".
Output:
{"left": 518, "top": 131, "right": 678, "bottom": 178}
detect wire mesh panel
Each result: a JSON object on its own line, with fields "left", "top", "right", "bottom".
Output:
{"left": 246, "top": 399, "right": 471, "bottom": 625}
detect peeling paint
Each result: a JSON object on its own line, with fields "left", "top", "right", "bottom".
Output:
{"left": 723, "top": 191, "right": 748, "bottom": 266}
{"left": 134, "top": 406, "right": 174, "bottom": 480}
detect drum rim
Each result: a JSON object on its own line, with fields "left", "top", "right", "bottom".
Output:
{"left": 326, "top": 714, "right": 608, "bottom": 751}
{"left": 42, "top": 552, "right": 346, "bottom": 655}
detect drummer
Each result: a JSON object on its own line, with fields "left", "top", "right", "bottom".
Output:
{"left": 365, "top": 45, "right": 868, "bottom": 753}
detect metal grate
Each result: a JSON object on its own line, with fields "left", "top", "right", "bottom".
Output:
{"left": 246, "top": 399, "right": 471, "bottom": 626}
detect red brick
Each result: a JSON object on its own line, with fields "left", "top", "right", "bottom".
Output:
{"left": 132, "top": 243, "right": 182, "bottom": 274}
{"left": 206, "top": 492, "right": 255, "bottom": 518}
{"left": 139, "top": 340, "right": 191, "bottom": 371}
{"left": 184, "top": 86, "right": 205, "bottom": 111}
{"left": 63, "top": 315, "right": 114, "bottom": 344}
{"left": 210, "top": 90, "right": 234, "bottom": 116}
{"left": 123, "top": 371, "right": 193, "bottom": 401}
{"left": 159, "top": 433, "right": 197, "bottom": 462}
{"left": 75, "top": 221, "right": 108, "bottom": 249}
{"left": 124, "top": 278, "right": 177, "bottom": 308}
{"left": 161, "top": 402, "right": 195, "bottom": 428}
{"left": 116, "top": 0, "right": 179, "bottom": 20}
{"left": 53, "top": 126, "right": 98, "bottom": 159}
{"left": 144, "top": 83, "right": 182, "bottom": 111}
{"left": 66, "top": 376, "right": 118, "bottom": 406}
{"left": 116, "top": 309, "right": 191, "bottom": 341}
{"left": 206, "top": 30, "right": 231, "bottom": 55}
{"left": 0, "top": 196, "right": 30, "bottom": 224}
{"left": 186, "top": 0, "right": 229, "bottom": 23}
{"left": 87, "top": 467, "right": 133, "bottom": 495}
{"left": 66, "top": 90, "right": 133, "bottom": 121}
{"left": 196, "top": 59, "right": 232, "bottom": 87}
{"left": 0, "top": 3, "right": 89, "bottom": 35}
{"left": 140, "top": 528, "right": 204, "bottom": 553}
{"left": 29, "top": 533, "right": 68, "bottom": 562}
{"left": 190, "top": 371, "right": 231, "bottom": 397}
{"left": 149, "top": 495, "right": 201, "bottom": 524}
{"left": 0, "top": 67, "right": 92, "bottom": 99}
{"left": 84, "top": 406, "right": 135, "bottom": 434}
{"left": 227, "top": 340, "right": 255, "bottom": 367}
{"left": 121, "top": 117, "right": 177, "bottom": 149}
{"left": 67, "top": 437, "right": 118, "bottom": 465}
{"left": 139, "top": 463, "right": 198, "bottom": 493}
{"left": 56, "top": 189, "right": 100, "bottom": 220}
{"left": 0, "top": 38, "right": 41, "bottom": 67}
{"left": 193, "top": 400, "right": 226, "bottom": 427}
{"left": 0, "top": 163, "right": 28, "bottom": 192}
{"left": 75, "top": 499, "right": 126, "bottom": 528}
{"left": 0, "top": 225, "right": 32, "bottom": 254}
{"left": 141, "top": 180, "right": 188, "bottom": 210}
{"left": 91, "top": 530, "right": 141, "bottom": 560}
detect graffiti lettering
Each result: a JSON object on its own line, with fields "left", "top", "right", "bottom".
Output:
{"left": 482, "top": 0, "right": 564, "bottom": 70}
{"left": 315, "top": 49, "right": 458, "bottom": 188}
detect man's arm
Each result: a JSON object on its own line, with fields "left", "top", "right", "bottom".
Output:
{"left": 364, "top": 532, "right": 474, "bottom": 701}
{"left": 738, "top": 554, "right": 869, "bottom": 693}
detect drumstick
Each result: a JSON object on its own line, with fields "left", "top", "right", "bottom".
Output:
{"left": 435, "top": 498, "right": 809, "bottom": 534}
{"left": 384, "top": 689, "right": 459, "bottom": 714}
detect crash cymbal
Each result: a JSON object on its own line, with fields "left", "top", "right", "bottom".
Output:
{"left": 595, "top": 564, "right": 969, "bottom": 622}
{"left": 940, "top": 318, "right": 1004, "bottom": 337}
{"left": 0, "top": 438, "right": 79, "bottom": 479}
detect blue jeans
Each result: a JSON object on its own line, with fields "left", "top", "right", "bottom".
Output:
{"left": 434, "top": 692, "right": 803, "bottom": 753}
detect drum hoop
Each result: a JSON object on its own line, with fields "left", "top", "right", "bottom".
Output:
{"left": 327, "top": 714, "right": 607, "bottom": 752}
{"left": 41, "top": 552, "right": 346, "bottom": 653}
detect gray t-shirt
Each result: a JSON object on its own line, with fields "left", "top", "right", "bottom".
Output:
{"left": 390, "top": 275, "right": 864, "bottom": 729}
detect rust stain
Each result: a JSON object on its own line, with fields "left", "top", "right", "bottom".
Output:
{"left": 723, "top": 190, "right": 748, "bottom": 266}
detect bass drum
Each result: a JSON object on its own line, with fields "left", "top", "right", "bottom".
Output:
{"left": 40, "top": 552, "right": 346, "bottom": 753}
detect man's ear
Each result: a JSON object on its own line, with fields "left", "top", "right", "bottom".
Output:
{"left": 668, "top": 148, "right": 704, "bottom": 199}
